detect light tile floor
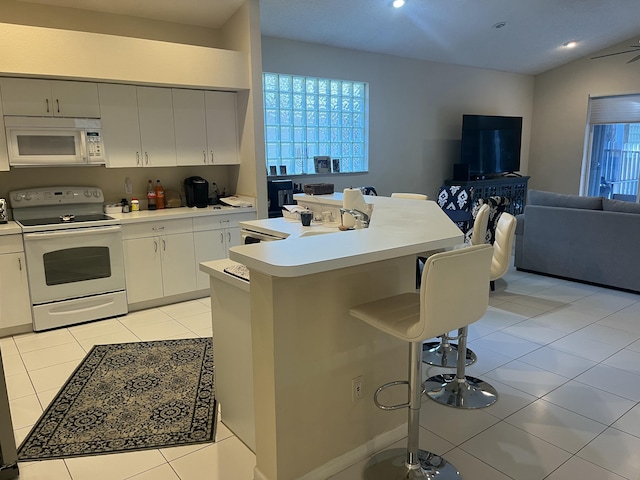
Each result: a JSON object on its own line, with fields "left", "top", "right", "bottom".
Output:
{"left": 2, "top": 264, "right": 640, "bottom": 480}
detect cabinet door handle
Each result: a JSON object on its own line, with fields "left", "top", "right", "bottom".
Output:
{"left": 220, "top": 232, "right": 224, "bottom": 244}
{"left": 154, "top": 240, "right": 158, "bottom": 252}
{"left": 145, "top": 152, "right": 149, "bottom": 165}
{"left": 56, "top": 99, "right": 60, "bottom": 113}
{"left": 19, "top": 257, "right": 23, "bottom": 271}
{"left": 162, "top": 239, "right": 166, "bottom": 251}
{"left": 203, "top": 151, "right": 207, "bottom": 164}
{"left": 45, "top": 98, "right": 50, "bottom": 113}
{"left": 227, "top": 231, "right": 231, "bottom": 243}
{"left": 136, "top": 152, "right": 141, "bottom": 165}
{"left": 210, "top": 150, "right": 214, "bottom": 163}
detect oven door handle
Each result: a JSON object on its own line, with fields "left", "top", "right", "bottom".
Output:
{"left": 23, "top": 226, "right": 122, "bottom": 240}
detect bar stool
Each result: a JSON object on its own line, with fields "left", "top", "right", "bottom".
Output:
{"left": 349, "top": 244, "right": 493, "bottom": 479}
{"left": 422, "top": 203, "right": 490, "bottom": 368}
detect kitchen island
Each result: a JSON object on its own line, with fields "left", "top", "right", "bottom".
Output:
{"left": 201, "top": 195, "right": 463, "bottom": 480}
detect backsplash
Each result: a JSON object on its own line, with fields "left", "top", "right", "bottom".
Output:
{"left": 0, "top": 165, "right": 233, "bottom": 213}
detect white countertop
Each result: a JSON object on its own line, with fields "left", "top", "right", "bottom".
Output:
{"left": 108, "top": 204, "right": 255, "bottom": 224}
{"left": 229, "top": 195, "right": 464, "bottom": 277}
{"left": 0, "top": 221, "right": 22, "bottom": 235}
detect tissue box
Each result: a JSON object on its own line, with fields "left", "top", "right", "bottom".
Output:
{"left": 304, "top": 183, "right": 334, "bottom": 195}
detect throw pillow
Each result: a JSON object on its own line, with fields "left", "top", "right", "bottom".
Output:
{"left": 528, "top": 190, "right": 603, "bottom": 210}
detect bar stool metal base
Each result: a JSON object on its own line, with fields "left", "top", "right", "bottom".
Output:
{"left": 362, "top": 448, "right": 462, "bottom": 480}
{"left": 424, "top": 374, "right": 498, "bottom": 409}
{"left": 422, "top": 341, "right": 476, "bottom": 368}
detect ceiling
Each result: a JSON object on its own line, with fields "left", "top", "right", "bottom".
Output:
{"left": 17, "top": 0, "right": 640, "bottom": 75}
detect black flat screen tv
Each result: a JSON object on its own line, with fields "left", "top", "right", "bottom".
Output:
{"left": 460, "top": 114, "right": 522, "bottom": 178}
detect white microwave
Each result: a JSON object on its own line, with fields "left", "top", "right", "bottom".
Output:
{"left": 5, "top": 116, "right": 105, "bottom": 167}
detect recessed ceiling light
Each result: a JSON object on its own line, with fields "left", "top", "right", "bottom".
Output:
{"left": 563, "top": 41, "right": 578, "bottom": 48}
{"left": 492, "top": 21, "right": 507, "bottom": 29}
{"left": 392, "top": 0, "right": 405, "bottom": 8}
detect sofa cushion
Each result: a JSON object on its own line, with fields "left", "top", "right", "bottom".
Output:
{"left": 528, "top": 190, "right": 602, "bottom": 210}
{"left": 602, "top": 198, "right": 640, "bottom": 214}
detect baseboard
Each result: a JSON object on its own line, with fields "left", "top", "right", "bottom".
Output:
{"left": 253, "top": 424, "right": 406, "bottom": 480}
{"left": 127, "top": 290, "right": 209, "bottom": 312}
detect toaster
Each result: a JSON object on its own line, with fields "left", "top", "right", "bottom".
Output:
{"left": 0, "top": 198, "right": 7, "bottom": 223}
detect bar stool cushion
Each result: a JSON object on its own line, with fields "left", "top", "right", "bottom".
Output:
{"left": 491, "top": 212, "right": 517, "bottom": 283}
{"left": 350, "top": 245, "right": 493, "bottom": 343}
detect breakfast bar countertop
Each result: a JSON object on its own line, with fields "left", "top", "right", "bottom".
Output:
{"left": 229, "top": 195, "right": 463, "bottom": 277}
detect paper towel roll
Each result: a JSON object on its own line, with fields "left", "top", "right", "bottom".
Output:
{"left": 342, "top": 188, "right": 367, "bottom": 228}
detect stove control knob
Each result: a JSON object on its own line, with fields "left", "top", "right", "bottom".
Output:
{"left": 24, "top": 193, "right": 32, "bottom": 201}
{"left": 93, "top": 190, "right": 100, "bottom": 198}
{"left": 84, "top": 190, "right": 92, "bottom": 198}
{"left": 12, "top": 193, "right": 23, "bottom": 203}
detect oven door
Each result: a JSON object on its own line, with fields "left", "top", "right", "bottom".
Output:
{"left": 23, "top": 226, "right": 125, "bottom": 304}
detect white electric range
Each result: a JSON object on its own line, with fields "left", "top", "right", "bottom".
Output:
{"left": 10, "top": 186, "right": 127, "bottom": 331}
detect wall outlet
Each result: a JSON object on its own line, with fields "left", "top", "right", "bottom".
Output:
{"left": 352, "top": 375, "right": 364, "bottom": 402}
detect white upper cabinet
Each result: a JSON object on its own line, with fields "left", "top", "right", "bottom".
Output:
{"left": 99, "top": 84, "right": 177, "bottom": 168}
{"left": 173, "top": 89, "right": 209, "bottom": 166}
{"left": 0, "top": 86, "right": 8, "bottom": 171}
{"left": 98, "top": 83, "right": 143, "bottom": 167}
{"left": 173, "top": 89, "right": 240, "bottom": 166}
{"left": 206, "top": 91, "right": 240, "bottom": 165}
{"left": 0, "top": 78, "right": 100, "bottom": 118}
{"left": 137, "top": 86, "right": 177, "bottom": 167}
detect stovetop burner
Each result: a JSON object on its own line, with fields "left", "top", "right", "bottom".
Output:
{"left": 18, "top": 214, "right": 115, "bottom": 227}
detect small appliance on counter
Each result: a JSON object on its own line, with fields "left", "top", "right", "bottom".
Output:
{"left": 0, "top": 198, "right": 8, "bottom": 224}
{"left": 267, "top": 179, "right": 294, "bottom": 218}
{"left": 184, "top": 176, "right": 209, "bottom": 208}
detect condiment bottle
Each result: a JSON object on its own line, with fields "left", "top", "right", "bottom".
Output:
{"left": 147, "top": 180, "right": 156, "bottom": 210}
{"left": 131, "top": 198, "right": 140, "bottom": 211}
{"left": 155, "top": 179, "right": 165, "bottom": 209}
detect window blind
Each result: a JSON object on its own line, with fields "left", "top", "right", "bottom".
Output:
{"left": 588, "top": 94, "right": 640, "bottom": 124}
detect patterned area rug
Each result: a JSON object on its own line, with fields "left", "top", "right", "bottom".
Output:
{"left": 18, "top": 338, "right": 216, "bottom": 461}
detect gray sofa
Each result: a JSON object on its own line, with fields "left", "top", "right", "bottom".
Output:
{"left": 515, "top": 189, "right": 640, "bottom": 293}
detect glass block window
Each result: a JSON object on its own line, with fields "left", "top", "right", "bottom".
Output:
{"left": 263, "top": 72, "right": 369, "bottom": 176}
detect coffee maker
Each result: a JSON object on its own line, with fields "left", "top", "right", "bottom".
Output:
{"left": 184, "top": 176, "right": 209, "bottom": 208}
{"left": 267, "top": 180, "right": 293, "bottom": 217}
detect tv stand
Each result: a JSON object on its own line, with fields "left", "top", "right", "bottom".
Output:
{"left": 444, "top": 176, "right": 530, "bottom": 215}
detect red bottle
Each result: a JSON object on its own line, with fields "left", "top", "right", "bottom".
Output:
{"left": 155, "top": 180, "right": 165, "bottom": 209}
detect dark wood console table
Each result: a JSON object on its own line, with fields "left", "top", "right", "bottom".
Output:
{"left": 444, "top": 176, "right": 530, "bottom": 215}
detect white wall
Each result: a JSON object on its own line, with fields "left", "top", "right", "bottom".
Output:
{"left": 530, "top": 36, "right": 640, "bottom": 194}
{"left": 261, "top": 37, "right": 535, "bottom": 198}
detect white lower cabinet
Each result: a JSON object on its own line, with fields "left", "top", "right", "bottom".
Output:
{"left": 193, "top": 213, "right": 253, "bottom": 290}
{"left": 122, "top": 219, "right": 196, "bottom": 304}
{"left": 0, "top": 235, "right": 32, "bottom": 332}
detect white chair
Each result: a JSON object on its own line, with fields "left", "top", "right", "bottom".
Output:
{"left": 391, "top": 192, "right": 429, "bottom": 200}
{"left": 349, "top": 244, "right": 493, "bottom": 479}
{"left": 422, "top": 203, "right": 490, "bottom": 368}
{"left": 490, "top": 212, "right": 517, "bottom": 291}
{"left": 469, "top": 203, "right": 490, "bottom": 246}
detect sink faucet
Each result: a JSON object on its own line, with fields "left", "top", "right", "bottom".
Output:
{"left": 340, "top": 208, "right": 370, "bottom": 229}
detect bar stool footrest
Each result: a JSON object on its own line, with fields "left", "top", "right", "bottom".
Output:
{"left": 424, "top": 374, "right": 498, "bottom": 409}
{"left": 373, "top": 380, "right": 411, "bottom": 410}
{"left": 422, "top": 341, "right": 477, "bottom": 368}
